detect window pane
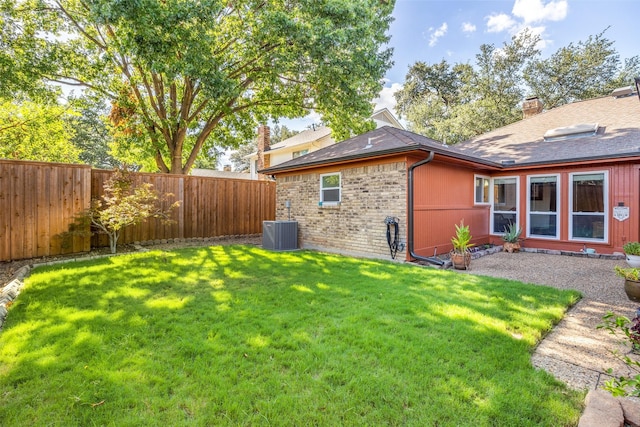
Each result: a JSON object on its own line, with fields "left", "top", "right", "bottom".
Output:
{"left": 572, "top": 215, "right": 605, "bottom": 239}
{"left": 475, "top": 177, "right": 489, "bottom": 203}
{"left": 494, "top": 178, "right": 517, "bottom": 211}
{"left": 530, "top": 177, "right": 556, "bottom": 212}
{"left": 573, "top": 173, "right": 604, "bottom": 213}
{"left": 530, "top": 213, "right": 557, "bottom": 236}
{"left": 322, "top": 189, "right": 340, "bottom": 202}
{"left": 493, "top": 213, "right": 516, "bottom": 233}
{"left": 322, "top": 174, "right": 340, "bottom": 188}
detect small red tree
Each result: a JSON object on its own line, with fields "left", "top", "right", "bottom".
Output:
{"left": 90, "top": 168, "right": 180, "bottom": 253}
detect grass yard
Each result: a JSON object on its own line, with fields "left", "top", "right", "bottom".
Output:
{"left": 0, "top": 246, "right": 583, "bottom": 426}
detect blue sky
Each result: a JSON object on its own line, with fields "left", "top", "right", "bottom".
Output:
{"left": 282, "top": 0, "right": 637, "bottom": 131}
{"left": 373, "top": 0, "right": 637, "bottom": 114}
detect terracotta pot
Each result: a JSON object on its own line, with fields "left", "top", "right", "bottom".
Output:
{"left": 450, "top": 251, "right": 471, "bottom": 270}
{"left": 503, "top": 242, "right": 521, "bottom": 253}
{"left": 624, "top": 279, "right": 640, "bottom": 302}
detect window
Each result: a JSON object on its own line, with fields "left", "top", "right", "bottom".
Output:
{"left": 570, "top": 172, "right": 607, "bottom": 241}
{"left": 527, "top": 175, "right": 559, "bottom": 239}
{"left": 292, "top": 149, "right": 309, "bottom": 159}
{"left": 474, "top": 175, "right": 490, "bottom": 204}
{"left": 492, "top": 177, "right": 518, "bottom": 234}
{"left": 320, "top": 173, "right": 341, "bottom": 205}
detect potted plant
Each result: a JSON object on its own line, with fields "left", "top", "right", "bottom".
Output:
{"left": 624, "top": 242, "right": 640, "bottom": 268}
{"left": 450, "top": 220, "right": 474, "bottom": 270}
{"left": 501, "top": 223, "right": 522, "bottom": 253}
{"left": 615, "top": 265, "right": 640, "bottom": 302}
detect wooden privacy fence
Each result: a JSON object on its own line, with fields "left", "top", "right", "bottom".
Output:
{"left": 0, "top": 160, "right": 276, "bottom": 262}
{"left": 0, "top": 160, "right": 92, "bottom": 262}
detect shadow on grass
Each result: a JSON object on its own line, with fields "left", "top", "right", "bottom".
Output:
{"left": 0, "top": 245, "right": 583, "bottom": 426}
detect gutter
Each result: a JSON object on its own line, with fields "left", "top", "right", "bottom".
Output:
{"left": 407, "top": 151, "right": 444, "bottom": 266}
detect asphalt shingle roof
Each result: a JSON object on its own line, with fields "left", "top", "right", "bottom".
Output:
{"left": 452, "top": 93, "right": 640, "bottom": 166}
{"left": 261, "top": 93, "right": 640, "bottom": 174}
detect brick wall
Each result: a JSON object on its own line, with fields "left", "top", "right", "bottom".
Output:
{"left": 275, "top": 161, "right": 407, "bottom": 260}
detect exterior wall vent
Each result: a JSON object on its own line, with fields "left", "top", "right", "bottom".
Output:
{"left": 543, "top": 123, "right": 599, "bottom": 142}
{"left": 262, "top": 220, "right": 298, "bottom": 250}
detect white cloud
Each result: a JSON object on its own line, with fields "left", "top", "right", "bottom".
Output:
{"left": 428, "top": 22, "right": 448, "bottom": 47}
{"left": 462, "top": 22, "right": 476, "bottom": 33}
{"left": 512, "top": 0, "right": 568, "bottom": 24}
{"left": 486, "top": 13, "right": 517, "bottom": 33}
{"left": 373, "top": 82, "right": 402, "bottom": 113}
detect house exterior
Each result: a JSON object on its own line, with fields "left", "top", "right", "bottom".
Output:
{"left": 248, "top": 108, "right": 404, "bottom": 179}
{"left": 261, "top": 91, "right": 640, "bottom": 261}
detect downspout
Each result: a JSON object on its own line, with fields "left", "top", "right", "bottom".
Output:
{"left": 408, "top": 151, "right": 445, "bottom": 266}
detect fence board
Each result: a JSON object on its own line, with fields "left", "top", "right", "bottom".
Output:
{"left": 0, "top": 160, "right": 92, "bottom": 262}
{"left": 0, "top": 161, "right": 274, "bottom": 261}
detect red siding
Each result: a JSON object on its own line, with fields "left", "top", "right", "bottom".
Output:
{"left": 409, "top": 157, "right": 640, "bottom": 258}
{"left": 410, "top": 156, "right": 491, "bottom": 259}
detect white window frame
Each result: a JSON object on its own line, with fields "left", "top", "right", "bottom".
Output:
{"left": 319, "top": 172, "right": 341, "bottom": 206}
{"left": 474, "top": 175, "right": 490, "bottom": 205}
{"left": 490, "top": 176, "right": 519, "bottom": 235}
{"left": 526, "top": 174, "right": 560, "bottom": 240}
{"left": 569, "top": 171, "right": 608, "bottom": 243}
{"left": 292, "top": 149, "right": 309, "bottom": 159}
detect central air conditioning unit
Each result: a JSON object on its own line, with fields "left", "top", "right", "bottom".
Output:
{"left": 262, "top": 221, "right": 298, "bottom": 251}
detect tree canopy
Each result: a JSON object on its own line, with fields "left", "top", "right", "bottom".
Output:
{"left": 523, "top": 30, "right": 640, "bottom": 109}
{"left": 396, "top": 29, "right": 639, "bottom": 144}
{"left": 4, "top": 0, "right": 394, "bottom": 173}
{"left": 0, "top": 100, "right": 81, "bottom": 163}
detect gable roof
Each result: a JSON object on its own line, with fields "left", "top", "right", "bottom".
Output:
{"left": 260, "top": 126, "right": 499, "bottom": 174}
{"left": 269, "top": 126, "right": 332, "bottom": 151}
{"left": 371, "top": 108, "right": 405, "bottom": 129}
{"left": 452, "top": 93, "right": 640, "bottom": 167}
{"left": 261, "top": 93, "right": 640, "bottom": 174}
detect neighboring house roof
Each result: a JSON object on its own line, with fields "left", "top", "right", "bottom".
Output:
{"left": 260, "top": 126, "right": 499, "bottom": 174}
{"left": 269, "top": 126, "right": 332, "bottom": 152}
{"left": 371, "top": 107, "right": 405, "bottom": 129}
{"left": 190, "top": 168, "right": 253, "bottom": 180}
{"left": 247, "top": 109, "right": 404, "bottom": 159}
{"left": 262, "top": 92, "right": 640, "bottom": 174}
{"left": 452, "top": 93, "right": 640, "bottom": 167}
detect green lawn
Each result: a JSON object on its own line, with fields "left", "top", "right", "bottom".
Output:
{"left": 0, "top": 246, "right": 583, "bottom": 426}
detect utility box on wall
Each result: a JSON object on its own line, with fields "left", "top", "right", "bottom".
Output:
{"left": 262, "top": 221, "right": 298, "bottom": 251}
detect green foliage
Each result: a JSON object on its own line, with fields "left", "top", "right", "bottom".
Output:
{"left": 597, "top": 311, "right": 640, "bottom": 397}
{"left": 615, "top": 266, "right": 640, "bottom": 281}
{"left": 65, "top": 96, "right": 119, "bottom": 169}
{"left": 396, "top": 30, "right": 540, "bottom": 144}
{"left": 523, "top": 29, "right": 633, "bottom": 109}
{"left": 451, "top": 220, "right": 474, "bottom": 254}
{"left": 229, "top": 142, "right": 255, "bottom": 173}
{"left": 0, "top": 246, "right": 583, "bottom": 425}
{"left": 87, "top": 168, "right": 180, "bottom": 253}
{"left": 397, "top": 28, "right": 637, "bottom": 144}
{"left": 623, "top": 241, "right": 640, "bottom": 256}
{"left": 0, "top": 100, "right": 81, "bottom": 163}
{"left": 4, "top": 0, "right": 394, "bottom": 173}
{"left": 502, "top": 223, "right": 523, "bottom": 243}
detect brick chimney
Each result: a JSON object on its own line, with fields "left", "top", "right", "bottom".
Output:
{"left": 256, "top": 125, "right": 271, "bottom": 179}
{"left": 522, "top": 96, "right": 543, "bottom": 118}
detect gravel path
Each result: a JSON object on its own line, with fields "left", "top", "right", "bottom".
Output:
{"left": 460, "top": 251, "right": 639, "bottom": 391}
